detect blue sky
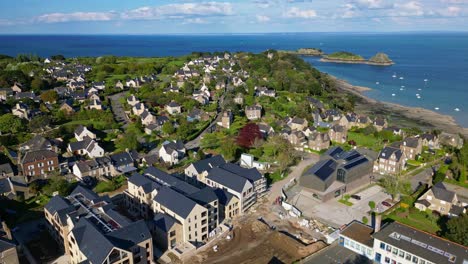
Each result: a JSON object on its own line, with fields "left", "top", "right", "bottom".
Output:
{"left": 0, "top": 0, "right": 467, "bottom": 34}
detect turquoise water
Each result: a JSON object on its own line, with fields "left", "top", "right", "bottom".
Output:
{"left": 0, "top": 33, "right": 467, "bottom": 126}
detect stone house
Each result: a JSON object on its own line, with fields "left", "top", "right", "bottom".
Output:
{"left": 329, "top": 124, "right": 348, "bottom": 144}
{"left": 245, "top": 104, "right": 262, "bottom": 120}
{"left": 373, "top": 147, "right": 406, "bottom": 175}
{"left": 415, "top": 182, "right": 466, "bottom": 217}
{"left": 308, "top": 131, "right": 330, "bottom": 151}
{"left": 400, "top": 137, "right": 422, "bottom": 160}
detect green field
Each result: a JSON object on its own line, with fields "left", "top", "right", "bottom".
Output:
{"left": 324, "top": 51, "right": 365, "bottom": 61}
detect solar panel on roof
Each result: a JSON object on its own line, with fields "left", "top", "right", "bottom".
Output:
{"left": 344, "top": 152, "right": 361, "bottom": 161}
{"left": 314, "top": 160, "right": 336, "bottom": 181}
{"left": 343, "top": 157, "right": 368, "bottom": 170}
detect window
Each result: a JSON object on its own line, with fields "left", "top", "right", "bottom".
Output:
{"left": 345, "top": 239, "right": 349, "bottom": 246}
{"left": 419, "top": 260, "right": 425, "bottom": 264}
{"left": 337, "top": 169, "right": 346, "bottom": 182}
{"left": 189, "top": 234, "right": 191, "bottom": 240}
{"left": 355, "top": 244, "right": 360, "bottom": 251}
{"left": 392, "top": 247, "right": 398, "bottom": 255}
{"left": 399, "top": 250, "right": 404, "bottom": 258}
{"left": 170, "top": 231, "right": 176, "bottom": 237}
{"left": 406, "top": 254, "right": 412, "bottom": 261}
{"left": 386, "top": 245, "right": 392, "bottom": 252}
{"left": 380, "top": 242, "right": 386, "bottom": 249}
{"left": 385, "top": 257, "right": 390, "bottom": 263}
{"left": 412, "top": 256, "right": 418, "bottom": 263}
{"left": 376, "top": 253, "right": 382, "bottom": 262}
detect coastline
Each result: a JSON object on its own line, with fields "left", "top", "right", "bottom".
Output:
{"left": 331, "top": 76, "right": 468, "bottom": 138}
{"left": 320, "top": 58, "right": 394, "bottom": 66}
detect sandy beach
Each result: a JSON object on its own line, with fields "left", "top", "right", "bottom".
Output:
{"left": 331, "top": 77, "right": 468, "bottom": 138}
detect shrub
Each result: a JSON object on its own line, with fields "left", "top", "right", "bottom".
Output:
{"left": 362, "top": 216, "right": 369, "bottom": 224}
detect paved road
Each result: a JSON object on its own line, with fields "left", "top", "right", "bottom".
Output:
{"left": 268, "top": 152, "right": 319, "bottom": 204}
{"left": 108, "top": 92, "right": 130, "bottom": 126}
{"left": 409, "top": 167, "right": 434, "bottom": 191}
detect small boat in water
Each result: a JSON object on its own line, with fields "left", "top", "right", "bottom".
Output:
{"left": 454, "top": 108, "right": 460, "bottom": 112}
{"left": 424, "top": 79, "right": 428, "bottom": 82}
{"left": 392, "top": 93, "right": 396, "bottom": 96}
{"left": 401, "top": 85, "right": 405, "bottom": 88}
{"left": 392, "top": 73, "right": 397, "bottom": 78}
{"left": 435, "top": 107, "right": 439, "bottom": 110}
{"left": 376, "top": 82, "right": 380, "bottom": 85}
{"left": 399, "top": 77, "right": 404, "bottom": 80}
{"left": 418, "top": 88, "right": 422, "bottom": 91}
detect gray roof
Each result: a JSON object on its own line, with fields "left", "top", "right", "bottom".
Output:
{"left": 373, "top": 222, "right": 468, "bottom": 264}
{"left": 153, "top": 213, "right": 178, "bottom": 232}
{"left": 304, "top": 159, "right": 337, "bottom": 181}
{"left": 213, "top": 188, "right": 235, "bottom": 206}
{"left": 0, "top": 178, "right": 13, "bottom": 194}
{"left": 206, "top": 167, "right": 250, "bottom": 193}
{"left": 219, "top": 163, "right": 263, "bottom": 182}
{"left": 431, "top": 182, "right": 456, "bottom": 203}
{"left": 144, "top": 167, "right": 199, "bottom": 195}
{"left": 379, "top": 147, "right": 403, "bottom": 161}
{"left": 68, "top": 137, "right": 92, "bottom": 152}
{"left": 403, "top": 137, "right": 420, "bottom": 148}
{"left": 44, "top": 195, "right": 72, "bottom": 216}
{"left": 415, "top": 199, "right": 431, "bottom": 207}
{"left": 71, "top": 218, "right": 115, "bottom": 264}
{"left": 189, "top": 187, "right": 218, "bottom": 205}
{"left": 70, "top": 185, "right": 100, "bottom": 201}
{"left": 0, "top": 163, "right": 13, "bottom": 175}
{"left": 105, "top": 220, "right": 151, "bottom": 249}
{"left": 161, "top": 140, "right": 185, "bottom": 155}
{"left": 21, "top": 149, "right": 58, "bottom": 164}
{"left": 128, "top": 173, "right": 160, "bottom": 193}
{"left": 153, "top": 187, "right": 198, "bottom": 218}
{"left": 191, "top": 155, "right": 226, "bottom": 174}
{"left": 110, "top": 151, "right": 134, "bottom": 167}
{"left": 22, "top": 135, "right": 52, "bottom": 151}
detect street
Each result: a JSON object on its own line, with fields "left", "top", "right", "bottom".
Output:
{"left": 108, "top": 92, "right": 130, "bottom": 126}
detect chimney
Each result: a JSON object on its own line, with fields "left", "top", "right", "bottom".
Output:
{"left": 373, "top": 213, "right": 382, "bottom": 232}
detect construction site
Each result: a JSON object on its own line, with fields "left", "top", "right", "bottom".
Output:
{"left": 185, "top": 197, "right": 332, "bottom": 264}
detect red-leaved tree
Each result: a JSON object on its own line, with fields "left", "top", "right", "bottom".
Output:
{"left": 237, "top": 123, "right": 263, "bottom": 148}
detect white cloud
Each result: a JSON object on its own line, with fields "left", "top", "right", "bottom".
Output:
{"left": 351, "top": 0, "right": 393, "bottom": 9}
{"left": 438, "top": 6, "right": 463, "bottom": 16}
{"left": 256, "top": 15, "right": 271, "bottom": 22}
{"left": 391, "top": 1, "right": 425, "bottom": 17}
{"left": 0, "top": 19, "right": 14, "bottom": 26}
{"left": 122, "top": 2, "right": 233, "bottom": 20}
{"left": 283, "top": 7, "right": 317, "bottom": 18}
{"left": 183, "top": 18, "right": 209, "bottom": 24}
{"left": 36, "top": 12, "right": 117, "bottom": 23}
{"left": 341, "top": 4, "right": 360, "bottom": 18}
{"left": 441, "top": 0, "right": 468, "bottom": 3}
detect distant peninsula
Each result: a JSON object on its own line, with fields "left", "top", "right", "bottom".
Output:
{"left": 321, "top": 51, "right": 394, "bottom": 66}
{"left": 279, "top": 48, "right": 324, "bottom": 56}
{"left": 280, "top": 49, "right": 394, "bottom": 66}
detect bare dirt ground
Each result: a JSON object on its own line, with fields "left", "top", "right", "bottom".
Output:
{"left": 190, "top": 198, "right": 326, "bottom": 264}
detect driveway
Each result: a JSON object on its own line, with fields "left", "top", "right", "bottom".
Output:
{"left": 409, "top": 167, "right": 434, "bottom": 191}
{"left": 268, "top": 152, "right": 319, "bottom": 204}
{"left": 291, "top": 185, "right": 391, "bottom": 228}
{"left": 108, "top": 92, "right": 130, "bottom": 125}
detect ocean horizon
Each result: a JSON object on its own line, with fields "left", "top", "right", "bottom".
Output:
{"left": 1, "top": 33, "right": 467, "bottom": 127}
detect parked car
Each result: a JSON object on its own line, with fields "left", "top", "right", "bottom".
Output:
{"left": 382, "top": 201, "right": 392, "bottom": 207}
{"left": 351, "top": 195, "right": 361, "bottom": 200}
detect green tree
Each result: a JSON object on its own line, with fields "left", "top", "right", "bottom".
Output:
{"left": 43, "top": 176, "right": 72, "bottom": 196}
{"left": 176, "top": 120, "right": 193, "bottom": 140}
{"left": 368, "top": 201, "right": 376, "bottom": 210}
{"left": 31, "top": 77, "right": 47, "bottom": 92}
{"left": 379, "top": 173, "right": 412, "bottom": 201}
{"left": 28, "top": 115, "right": 51, "bottom": 132}
{"left": 220, "top": 138, "right": 238, "bottom": 161}
{"left": 115, "top": 131, "right": 140, "bottom": 151}
{"left": 0, "top": 113, "right": 25, "bottom": 134}
{"left": 40, "top": 90, "right": 58, "bottom": 103}
{"left": 196, "top": 149, "right": 206, "bottom": 160}
{"left": 362, "top": 216, "right": 369, "bottom": 225}
{"left": 442, "top": 213, "right": 468, "bottom": 246}
{"left": 161, "top": 122, "right": 175, "bottom": 135}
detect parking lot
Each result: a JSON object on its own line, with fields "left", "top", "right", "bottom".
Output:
{"left": 288, "top": 185, "right": 392, "bottom": 228}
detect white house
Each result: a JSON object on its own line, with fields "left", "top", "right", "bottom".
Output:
{"left": 68, "top": 138, "right": 104, "bottom": 158}
{"left": 240, "top": 153, "right": 270, "bottom": 171}
{"left": 165, "top": 101, "right": 181, "bottom": 115}
{"left": 158, "top": 140, "right": 186, "bottom": 165}
{"left": 74, "top": 126, "right": 96, "bottom": 141}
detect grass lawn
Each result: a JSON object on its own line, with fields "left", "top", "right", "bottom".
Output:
{"left": 339, "top": 199, "right": 353, "bottom": 206}
{"left": 444, "top": 178, "right": 468, "bottom": 188}
{"left": 266, "top": 171, "right": 285, "bottom": 184}
{"left": 407, "top": 160, "right": 422, "bottom": 166}
{"left": 62, "top": 120, "right": 109, "bottom": 130}
{"left": 94, "top": 175, "right": 127, "bottom": 193}
{"left": 385, "top": 209, "right": 440, "bottom": 234}
{"left": 347, "top": 131, "right": 382, "bottom": 150}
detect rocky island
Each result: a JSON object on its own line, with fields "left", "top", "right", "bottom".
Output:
{"left": 320, "top": 51, "right": 394, "bottom": 66}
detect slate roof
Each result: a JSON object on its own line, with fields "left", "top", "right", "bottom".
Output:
{"left": 403, "top": 137, "right": 420, "bottom": 148}
{"left": 213, "top": 188, "right": 235, "bottom": 206}
{"left": 161, "top": 140, "right": 185, "bottom": 155}
{"left": 0, "top": 163, "right": 13, "bottom": 175}
{"left": 68, "top": 137, "right": 92, "bottom": 152}
{"left": 373, "top": 222, "right": 468, "bottom": 264}
{"left": 304, "top": 159, "right": 337, "bottom": 181}
{"left": 219, "top": 163, "right": 263, "bottom": 182}
{"left": 0, "top": 178, "right": 13, "bottom": 194}
{"left": 415, "top": 199, "right": 431, "bottom": 207}
{"left": 110, "top": 151, "right": 134, "bottom": 167}
{"left": 379, "top": 147, "right": 403, "bottom": 161}
{"left": 144, "top": 167, "right": 199, "bottom": 195}
{"left": 153, "top": 187, "right": 198, "bottom": 218}
{"left": 206, "top": 167, "right": 250, "bottom": 193}
{"left": 71, "top": 218, "right": 115, "bottom": 264}
{"left": 167, "top": 101, "right": 180, "bottom": 107}
{"left": 21, "top": 149, "right": 57, "bottom": 164}
{"left": 22, "top": 135, "right": 52, "bottom": 151}
{"left": 191, "top": 155, "right": 226, "bottom": 174}
{"left": 44, "top": 195, "right": 72, "bottom": 215}
{"left": 431, "top": 182, "right": 456, "bottom": 203}
{"left": 128, "top": 173, "right": 160, "bottom": 193}
{"left": 153, "top": 213, "right": 178, "bottom": 232}
{"left": 105, "top": 219, "right": 151, "bottom": 249}
{"left": 70, "top": 185, "right": 100, "bottom": 201}
{"left": 189, "top": 187, "right": 218, "bottom": 205}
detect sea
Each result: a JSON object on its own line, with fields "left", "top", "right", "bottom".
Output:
{"left": 1, "top": 33, "right": 467, "bottom": 127}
